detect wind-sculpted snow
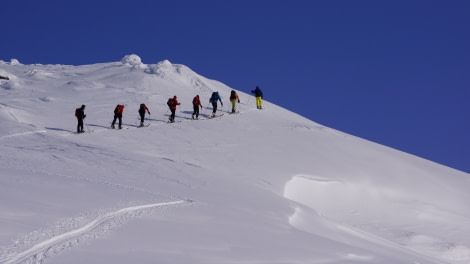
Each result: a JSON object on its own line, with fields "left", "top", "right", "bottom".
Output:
{"left": 121, "top": 54, "right": 144, "bottom": 67}
{"left": 285, "top": 174, "right": 470, "bottom": 264}
{"left": 0, "top": 56, "right": 469, "bottom": 264}
{"left": 0, "top": 200, "right": 191, "bottom": 264}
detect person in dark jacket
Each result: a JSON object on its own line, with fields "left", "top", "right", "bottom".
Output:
{"left": 112, "top": 104, "right": 125, "bottom": 129}
{"left": 209, "top": 91, "right": 223, "bottom": 116}
{"left": 138, "top": 103, "right": 150, "bottom": 126}
{"left": 192, "top": 95, "right": 203, "bottom": 120}
{"left": 251, "top": 86, "right": 263, "bottom": 109}
{"left": 167, "top": 96, "right": 180, "bottom": 122}
{"left": 75, "top": 105, "right": 86, "bottom": 133}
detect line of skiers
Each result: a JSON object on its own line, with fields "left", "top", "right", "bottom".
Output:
{"left": 75, "top": 87, "right": 263, "bottom": 133}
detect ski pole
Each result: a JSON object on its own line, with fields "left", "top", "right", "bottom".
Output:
{"left": 84, "top": 120, "right": 90, "bottom": 132}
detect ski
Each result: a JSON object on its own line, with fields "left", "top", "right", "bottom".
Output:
{"left": 208, "top": 113, "right": 224, "bottom": 119}
{"left": 188, "top": 116, "right": 206, "bottom": 120}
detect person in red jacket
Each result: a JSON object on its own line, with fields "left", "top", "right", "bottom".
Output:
{"left": 111, "top": 104, "right": 125, "bottom": 129}
{"left": 138, "top": 103, "right": 150, "bottom": 126}
{"left": 192, "top": 95, "right": 202, "bottom": 120}
{"left": 167, "top": 96, "right": 180, "bottom": 123}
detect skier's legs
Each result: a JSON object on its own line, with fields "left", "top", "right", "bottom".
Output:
{"left": 212, "top": 102, "right": 217, "bottom": 114}
{"left": 118, "top": 114, "right": 122, "bottom": 128}
{"left": 193, "top": 105, "right": 199, "bottom": 118}
{"left": 256, "top": 97, "right": 262, "bottom": 108}
{"left": 231, "top": 100, "right": 236, "bottom": 112}
{"left": 112, "top": 114, "right": 118, "bottom": 127}
{"left": 77, "top": 119, "right": 84, "bottom": 133}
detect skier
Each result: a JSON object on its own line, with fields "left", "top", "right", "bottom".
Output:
{"left": 111, "top": 104, "right": 125, "bottom": 129}
{"left": 229, "top": 90, "right": 240, "bottom": 113}
{"left": 138, "top": 103, "right": 150, "bottom": 126}
{"left": 192, "top": 95, "right": 203, "bottom": 120}
{"left": 167, "top": 96, "right": 180, "bottom": 122}
{"left": 75, "top": 104, "right": 86, "bottom": 133}
{"left": 209, "top": 91, "right": 223, "bottom": 117}
{"left": 251, "top": 86, "right": 263, "bottom": 109}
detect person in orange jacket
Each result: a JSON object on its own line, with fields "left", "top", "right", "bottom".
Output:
{"left": 167, "top": 96, "right": 180, "bottom": 122}
{"left": 111, "top": 104, "right": 125, "bottom": 129}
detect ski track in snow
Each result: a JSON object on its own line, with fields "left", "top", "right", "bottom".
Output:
{"left": 0, "top": 200, "right": 190, "bottom": 264}
{"left": 0, "top": 130, "right": 47, "bottom": 139}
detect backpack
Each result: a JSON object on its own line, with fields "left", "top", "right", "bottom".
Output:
{"left": 75, "top": 108, "right": 79, "bottom": 117}
{"left": 140, "top": 103, "right": 145, "bottom": 111}
{"left": 167, "top": 98, "right": 174, "bottom": 107}
{"left": 230, "top": 90, "right": 236, "bottom": 100}
{"left": 210, "top": 92, "right": 218, "bottom": 101}
{"left": 114, "top": 104, "right": 122, "bottom": 114}
{"left": 192, "top": 97, "right": 198, "bottom": 105}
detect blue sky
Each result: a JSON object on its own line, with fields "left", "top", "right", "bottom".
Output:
{"left": 3, "top": 0, "right": 469, "bottom": 173}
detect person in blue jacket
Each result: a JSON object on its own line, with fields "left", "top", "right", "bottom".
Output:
{"left": 209, "top": 91, "right": 223, "bottom": 116}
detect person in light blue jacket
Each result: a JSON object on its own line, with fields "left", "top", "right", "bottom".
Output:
{"left": 209, "top": 91, "right": 223, "bottom": 116}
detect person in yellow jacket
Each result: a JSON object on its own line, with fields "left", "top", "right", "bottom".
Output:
{"left": 229, "top": 90, "right": 240, "bottom": 113}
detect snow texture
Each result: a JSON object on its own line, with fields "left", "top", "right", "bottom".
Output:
{"left": 0, "top": 54, "right": 469, "bottom": 264}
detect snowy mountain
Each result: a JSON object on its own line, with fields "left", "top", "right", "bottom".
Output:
{"left": 0, "top": 54, "right": 469, "bottom": 264}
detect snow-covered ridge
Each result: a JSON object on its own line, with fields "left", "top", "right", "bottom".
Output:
{"left": 0, "top": 55, "right": 469, "bottom": 264}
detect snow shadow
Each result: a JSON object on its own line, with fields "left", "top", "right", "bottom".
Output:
{"left": 45, "top": 127, "right": 74, "bottom": 133}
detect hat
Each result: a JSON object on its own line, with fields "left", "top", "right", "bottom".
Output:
{"left": 81, "top": 104, "right": 86, "bottom": 108}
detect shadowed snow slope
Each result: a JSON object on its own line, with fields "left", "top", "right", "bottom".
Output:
{"left": 0, "top": 55, "right": 469, "bottom": 264}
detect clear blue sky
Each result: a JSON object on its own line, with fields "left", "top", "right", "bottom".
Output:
{"left": 3, "top": 0, "right": 469, "bottom": 173}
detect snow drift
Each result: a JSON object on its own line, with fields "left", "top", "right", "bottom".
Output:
{"left": 0, "top": 54, "right": 469, "bottom": 264}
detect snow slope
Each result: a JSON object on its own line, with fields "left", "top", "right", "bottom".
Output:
{"left": 0, "top": 55, "right": 469, "bottom": 264}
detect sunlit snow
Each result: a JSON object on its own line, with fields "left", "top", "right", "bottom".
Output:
{"left": 1, "top": 55, "right": 469, "bottom": 264}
